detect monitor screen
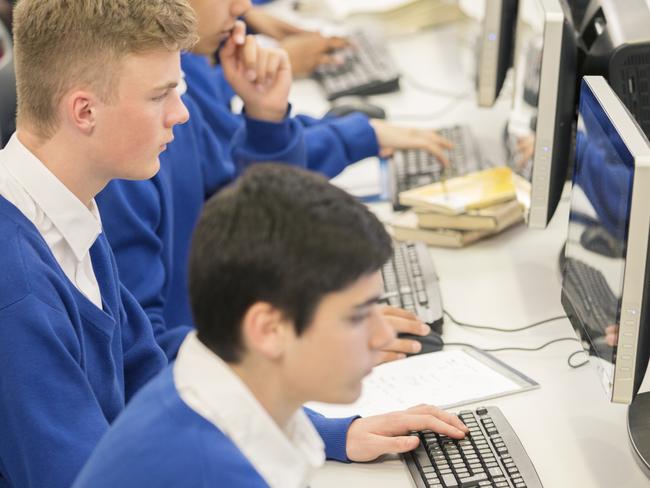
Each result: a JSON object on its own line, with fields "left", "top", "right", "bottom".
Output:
{"left": 506, "top": 0, "right": 577, "bottom": 228}
{"left": 562, "top": 76, "right": 650, "bottom": 404}
{"left": 477, "top": 0, "right": 519, "bottom": 107}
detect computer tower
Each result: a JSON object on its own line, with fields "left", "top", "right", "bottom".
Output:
{"left": 577, "top": 0, "right": 650, "bottom": 136}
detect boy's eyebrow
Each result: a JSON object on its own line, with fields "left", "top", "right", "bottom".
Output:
{"left": 152, "top": 81, "right": 179, "bottom": 91}
{"left": 353, "top": 294, "right": 382, "bottom": 310}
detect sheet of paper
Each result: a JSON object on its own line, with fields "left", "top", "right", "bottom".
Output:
{"left": 307, "top": 349, "right": 527, "bottom": 418}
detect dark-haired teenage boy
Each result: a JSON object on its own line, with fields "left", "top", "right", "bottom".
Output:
{"left": 74, "top": 165, "right": 468, "bottom": 488}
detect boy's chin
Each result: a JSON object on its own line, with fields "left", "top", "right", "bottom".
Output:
{"left": 143, "top": 158, "right": 161, "bottom": 179}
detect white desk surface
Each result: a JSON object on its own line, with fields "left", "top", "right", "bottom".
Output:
{"left": 282, "top": 13, "right": 650, "bottom": 488}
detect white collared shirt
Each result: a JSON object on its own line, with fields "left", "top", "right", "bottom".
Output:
{"left": 0, "top": 133, "right": 103, "bottom": 308}
{"left": 174, "top": 332, "right": 326, "bottom": 488}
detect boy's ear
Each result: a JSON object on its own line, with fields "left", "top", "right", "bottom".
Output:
{"left": 66, "top": 90, "right": 97, "bottom": 134}
{"left": 241, "top": 302, "right": 293, "bottom": 360}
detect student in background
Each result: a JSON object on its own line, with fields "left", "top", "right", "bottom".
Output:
{"left": 182, "top": 0, "right": 453, "bottom": 179}
{"left": 0, "top": 1, "right": 197, "bottom": 486}
{"left": 74, "top": 165, "right": 469, "bottom": 488}
{"left": 98, "top": 15, "right": 432, "bottom": 364}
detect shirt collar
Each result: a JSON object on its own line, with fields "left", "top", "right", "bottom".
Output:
{"left": 174, "top": 332, "right": 325, "bottom": 488}
{"left": 177, "top": 69, "right": 187, "bottom": 96}
{"left": 1, "top": 133, "right": 102, "bottom": 261}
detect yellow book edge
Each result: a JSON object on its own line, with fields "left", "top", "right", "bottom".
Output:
{"left": 398, "top": 167, "right": 518, "bottom": 216}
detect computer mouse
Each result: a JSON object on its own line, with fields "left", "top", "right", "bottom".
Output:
{"left": 325, "top": 98, "right": 386, "bottom": 119}
{"left": 580, "top": 225, "right": 625, "bottom": 258}
{"left": 399, "top": 330, "right": 444, "bottom": 356}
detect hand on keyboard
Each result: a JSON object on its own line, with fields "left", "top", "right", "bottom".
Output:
{"left": 369, "top": 119, "right": 454, "bottom": 165}
{"left": 375, "top": 305, "right": 431, "bottom": 364}
{"left": 280, "top": 33, "right": 348, "bottom": 78}
{"left": 346, "top": 404, "right": 469, "bottom": 462}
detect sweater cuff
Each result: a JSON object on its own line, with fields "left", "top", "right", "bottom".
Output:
{"left": 243, "top": 105, "right": 293, "bottom": 154}
{"left": 305, "top": 409, "right": 360, "bottom": 462}
{"left": 329, "top": 112, "right": 380, "bottom": 162}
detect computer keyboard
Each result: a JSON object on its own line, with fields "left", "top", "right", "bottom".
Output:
{"left": 404, "top": 406, "right": 543, "bottom": 488}
{"left": 381, "top": 241, "right": 443, "bottom": 332}
{"left": 389, "top": 125, "right": 486, "bottom": 209}
{"left": 562, "top": 258, "right": 618, "bottom": 336}
{"left": 313, "top": 30, "right": 400, "bottom": 100}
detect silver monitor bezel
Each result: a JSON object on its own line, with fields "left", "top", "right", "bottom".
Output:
{"left": 527, "top": 0, "right": 565, "bottom": 228}
{"left": 478, "top": 0, "right": 505, "bottom": 107}
{"left": 580, "top": 76, "right": 650, "bottom": 404}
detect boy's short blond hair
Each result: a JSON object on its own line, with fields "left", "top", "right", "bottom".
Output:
{"left": 13, "top": 0, "right": 198, "bottom": 138}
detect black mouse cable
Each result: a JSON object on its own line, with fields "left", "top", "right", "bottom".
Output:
{"left": 443, "top": 337, "right": 589, "bottom": 369}
{"left": 443, "top": 309, "right": 568, "bottom": 333}
{"left": 442, "top": 310, "right": 589, "bottom": 368}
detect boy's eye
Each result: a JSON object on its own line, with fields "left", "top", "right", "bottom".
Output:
{"left": 349, "top": 313, "right": 369, "bottom": 324}
{"left": 152, "top": 92, "right": 168, "bottom": 101}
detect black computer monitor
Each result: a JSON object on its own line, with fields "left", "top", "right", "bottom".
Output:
{"left": 477, "top": 0, "right": 519, "bottom": 107}
{"left": 561, "top": 75, "right": 650, "bottom": 475}
{"left": 508, "top": 0, "right": 578, "bottom": 228}
{"left": 576, "top": 0, "right": 650, "bottom": 138}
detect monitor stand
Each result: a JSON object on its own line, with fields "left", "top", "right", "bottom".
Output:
{"left": 628, "top": 391, "right": 650, "bottom": 477}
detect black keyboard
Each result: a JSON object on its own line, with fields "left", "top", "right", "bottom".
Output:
{"left": 313, "top": 30, "right": 400, "bottom": 100}
{"left": 405, "top": 406, "right": 543, "bottom": 488}
{"left": 380, "top": 241, "right": 443, "bottom": 332}
{"left": 562, "top": 258, "right": 619, "bottom": 336}
{"left": 389, "top": 125, "right": 486, "bottom": 209}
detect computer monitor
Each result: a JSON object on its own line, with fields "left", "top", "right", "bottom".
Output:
{"left": 477, "top": 0, "right": 519, "bottom": 107}
{"left": 576, "top": 0, "right": 650, "bottom": 138}
{"left": 507, "top": 0, "right": 578, "bottom": 228}
{"left": 561, "top": 75, "right": 650, "bottom": 475}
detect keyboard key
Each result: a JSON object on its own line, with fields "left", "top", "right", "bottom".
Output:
{"left": 441, "top": 474, "right": 459, "bottom": 487}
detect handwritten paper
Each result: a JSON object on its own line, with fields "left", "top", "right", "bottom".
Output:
{"left": 307, "top": 349, "right": 534, "bottom": 418}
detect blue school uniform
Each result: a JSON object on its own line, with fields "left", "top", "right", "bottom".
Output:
{"left": 0, "top": 196, "right": 167, "bottom": 488}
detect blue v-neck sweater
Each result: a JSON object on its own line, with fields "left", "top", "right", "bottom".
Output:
{"left": 0, "top": 196, "right": 168, "bottom": 488}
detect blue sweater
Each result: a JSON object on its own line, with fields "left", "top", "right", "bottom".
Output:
{"left": 0, "top": 196, "right": 167, "bottom": 488}
{"left": 181, "top": 52, "right": 380, "bottom": 178}
{"left": 73, "top": 366, "right": 356, "bottom": 487}
{"left": 98, "top": 94, "right": 307, "bottom": 354}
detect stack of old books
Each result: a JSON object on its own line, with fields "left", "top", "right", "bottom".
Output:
{"left": 389, "top": 167, "right": 525, "bottom": 248}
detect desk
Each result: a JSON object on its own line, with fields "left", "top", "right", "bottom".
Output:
{"left": 279, "top": 13, "right": 650, "bottom": 488}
